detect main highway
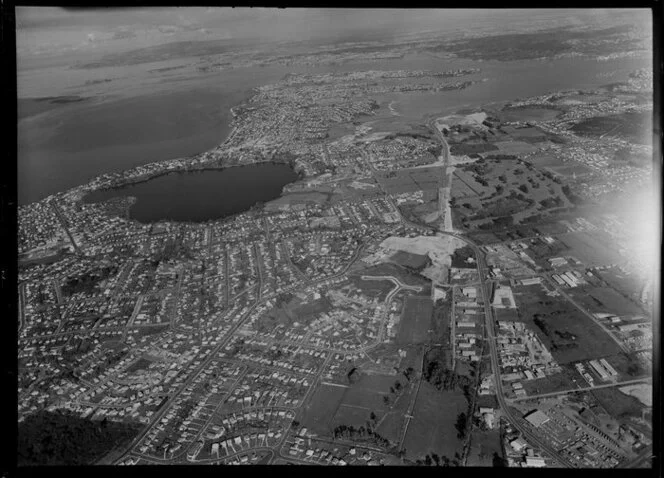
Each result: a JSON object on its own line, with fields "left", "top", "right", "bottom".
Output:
{"left": 419, "top": 118, "right": 577, "bottom": 467}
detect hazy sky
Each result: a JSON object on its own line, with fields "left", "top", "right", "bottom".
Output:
{"left": 16, "top": 8, "right": 651, "bottom": 62}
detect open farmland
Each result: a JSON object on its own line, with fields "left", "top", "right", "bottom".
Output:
{"left": 397, "top": 296, "right": 434, "bottom": 345}
{"left": 403, "top": 382, "right": 466, "bottom": 461}
{"left": 512, "top": 284, "right": 623, "bottom": 363}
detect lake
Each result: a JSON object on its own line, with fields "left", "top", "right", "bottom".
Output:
{"left": 82, "top": 162, "right": 299, "bottom": 223}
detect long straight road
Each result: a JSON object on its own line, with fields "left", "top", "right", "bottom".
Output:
{"left": 425, "top": 116, "right": 575, "bottom": 468}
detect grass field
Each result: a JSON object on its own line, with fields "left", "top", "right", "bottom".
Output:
{"left": 330, "top": 373, "right": 405, "bottom": 431}
{"left": 592, "top": 387, "right": 646, "bottom": 420}
{"left": 397, "top": 296, "right": 434, "bottom": 345}
{"left": 403, "top": 382, "right": 466, "bottom": 461}
{"left": 375, "top": 383, "right": 413, "bottom": 443}
{"left": 300, "top": 383, "right": 347, "bottom": 436}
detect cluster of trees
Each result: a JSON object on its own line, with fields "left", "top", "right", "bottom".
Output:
{"left": 539, "top": 196, "right": 564, "bottom": 209}
{"left": 561, "top": 185, "right": 584, "bottom": 205}
{"left": 403, "top": 366, "right": 416, "bottom": 381}
{"left": 153, "top": 239, "right": 193, "bottom": 264}
{"left": 423, "top": 356, "right": 472, "bottom": 393}
{"left": 62, "top": 265, "right": 119, "bottom": 296}
{"left": 492, "top": 216, "right": 515, "bottom": 228}
{"left": 455, "top": 412, "right": 468, "bottom": 440}
{"left": 450, "top": 245, "right": 476, "bottom": 268}
{"left": 382, "top": 379, "right": 404, "bottom": 405}
{"left": 415, "top": 453, "right": 454, "bottom": 466}
{"left": 332, "top": 424, "right": 390, "bottom": 448}
{"left": 475, "top": 176, "right": 490, "bottom": 187}
{"left": 18, "top": 410, "right": 143, "bottom": 465}
{"left": 533, "top": 315, "right": 552, "bottom": 336}
{"left": 486, "top": 154, "right": 518, "bottom": 160}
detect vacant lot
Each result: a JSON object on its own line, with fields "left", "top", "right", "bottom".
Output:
{"left": 521, "top": 366, "right": 583, "bottom": 396}
{"left": 512, "top": 284, "right": 623, "bottom": 364}
{"left": 568, "top": 286, "right": 645, "bottom": 317}
{"left": 403, "top": 382, "right": 466, "bottom": 461}
{"left": 397, "top": 296, "right": 434, "bottom": 345}
{"left": 300, "top": 383, "right": 347, "bottom": 436}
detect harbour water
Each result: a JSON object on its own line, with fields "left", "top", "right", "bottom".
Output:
{"left": 18, "top": 53, "right": 649, "bottom": 205}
